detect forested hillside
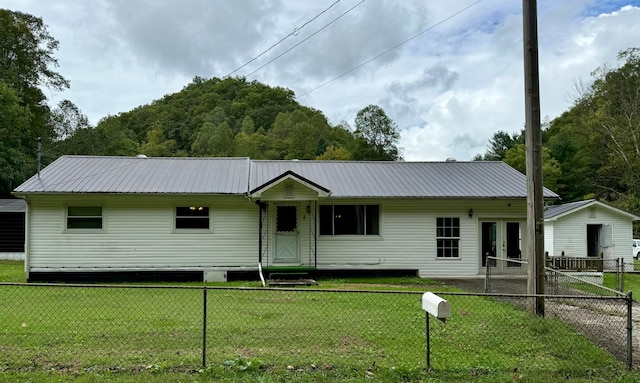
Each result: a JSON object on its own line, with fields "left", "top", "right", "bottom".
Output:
{"left": 0, "top": 9, "right": 401, "bottom": 197}
{"left": 56, "top": 77, "right": 400, "bottom": 163}
{"left": 475, "top": 48, "right": 640, "bottom": 214}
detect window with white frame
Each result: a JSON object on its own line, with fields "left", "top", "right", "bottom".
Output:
{"left": 175, "top": 206, "right": 210, "bottom": 229}
{"left": 67, "top": 206, "right": 103, "bottom": 229}
{"left": 436, "top": 217, "right": 460, "bottom": 258}
{"left": 319, "top": 205, "right": 379, "bottom": 236}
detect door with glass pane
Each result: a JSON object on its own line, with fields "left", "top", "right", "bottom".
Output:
{"left": 275, "top": 205, "right": 299, "bottom": 262}
{"left": 481, "top": 220, "right": 524, "bottom": 270}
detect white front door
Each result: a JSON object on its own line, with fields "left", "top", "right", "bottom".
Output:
{"left": 275, "top": 205, "right": 299, "bottom": 262}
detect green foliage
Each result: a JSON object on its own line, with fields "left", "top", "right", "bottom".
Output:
{"left": 58, "top": 76, "right": 366, "bottom": 162}
{"left": 352, "top": 105, "right": 402, "bottom": 161}
{"left": 476, "top": 130, "right": 524, "bottom": 161}
{"left": 477, "top": 47, "right": 640, "bottom": 216}
{"left": 0, "top": 9, "right": 72, "bottom": 196}
{"left": 504, "top": 144, "right": 562, "bottom": 191}
{"left": 223, "top": 355, "right": 265, "bottom": 372}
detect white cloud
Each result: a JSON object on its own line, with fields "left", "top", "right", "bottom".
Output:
{"left": 3, "top": 1, "right": 640, "bottom": 160}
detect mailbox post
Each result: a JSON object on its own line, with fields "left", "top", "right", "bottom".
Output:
{"left": 422, "top": 292, "right": 450, "bottom": 370}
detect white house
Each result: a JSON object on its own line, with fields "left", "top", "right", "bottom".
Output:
{"left": 544, "top": 199, "right": 640, "bottom": 266}
{"left": 0, "top": 199, "right": 26, "bottom": 261}
{"left": 13, "top": 155, "right": 559, "bottom": 282}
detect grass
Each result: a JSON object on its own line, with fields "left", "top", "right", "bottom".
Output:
{"left": 1, "top": 261, "right": 640, "bottom": 382}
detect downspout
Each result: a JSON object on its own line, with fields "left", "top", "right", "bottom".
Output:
{"left": 257, "top": 201, "right": 266, "bottom": 286}
{"left": 314, "top": 200, "right": 318, "bottom": 268}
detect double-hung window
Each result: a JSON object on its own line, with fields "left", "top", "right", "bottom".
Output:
{"left": 319, "top": 205, "right": 379, "bottom": 236}
{"left": 436, "top": 217, "right": 460, "bottom": 258}
{"left": 175, "top": 206, "right": 210, "bottom": 229}
{"left": 67, "top": 206, "right": 103, "bottom": 229}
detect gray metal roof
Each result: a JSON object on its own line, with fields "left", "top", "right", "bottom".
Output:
{"left": 0, "top": 199, "right": 26, "bottom": 212}
{"left": 544, "top": 199, "right": 640, "bottom": 221}
{"left": 13, "top": 156, "right": 560, "bottom": 199}
{"left": 14, "top": 156, "right": 250, "bottom": 194}
{"left": 544, "top": 199, "right": 595, "bottom": 219}
{"left": 250, "top": 160, "right": 558, "bottom": 198}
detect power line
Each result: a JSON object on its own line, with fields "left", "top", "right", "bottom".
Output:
{"left": 297, "top": 0, "right": 483, "bottom": 99}
{"left": 242, "top": 0, "right": 367, "bottom": 79}
{"left": 224, "top": 0, "right": 343, "bottom": 78}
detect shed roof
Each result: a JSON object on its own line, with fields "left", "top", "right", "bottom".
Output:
{"left": 0, "top": 199, "right": 26, "bottom": 213}
{"left": 14, "top": 155, "right": 560, "bottom": 199}
{"left": 544, "top": 199, "right": 640, "bottom": 221}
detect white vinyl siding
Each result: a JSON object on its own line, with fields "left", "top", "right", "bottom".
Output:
{"left": 545, "top": 205, "right": 633, "bottom": 263}
{"left": 26, "top": 195, "right": 257, "bottom": 270}
{"left": 25, "top": 193, "right": 531, "bottom": 278}
{"left": 317, "top": 198, "right": 527, "bottom": 278}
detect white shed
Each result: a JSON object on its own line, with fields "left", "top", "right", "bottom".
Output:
{"left": 544, "top": 199, "right": 640, "bottom": 266}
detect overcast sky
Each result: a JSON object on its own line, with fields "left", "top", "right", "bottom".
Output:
{"left": 4, "top": 0, "right": 640, "bottom": 161}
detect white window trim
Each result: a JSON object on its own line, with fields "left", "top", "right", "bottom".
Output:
{"left": 435, "top": 217, "right": 460, "bottom": 259}
{"left": 172, "top": 205, "right": 213, "bottom": 233}
{"left": 64, "top": 205, "right": 105, "bottom": 233}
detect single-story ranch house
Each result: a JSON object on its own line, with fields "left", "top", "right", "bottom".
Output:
{"left": 14, "top": 155, "right": 560, "bottom": 282}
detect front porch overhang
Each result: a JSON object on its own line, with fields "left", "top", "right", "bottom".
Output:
{"left": 248, "top": 170, "right": 331, "bottom": 199}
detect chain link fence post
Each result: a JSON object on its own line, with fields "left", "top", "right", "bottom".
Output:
{"left": 202, "top": 286, "right": 207, "bottom": 368}
{"left": 627, "top": 291, "right": 633, "bottom": 370}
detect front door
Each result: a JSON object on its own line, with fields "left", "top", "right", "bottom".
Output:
{"left": 587, "top": 224, "right": 601, "bottom": 257}
{"left": 481, "top": 220, "right": 524, "bottom": 270}
{"left": 275, "top": 205, "right": 299, "bottom": 262}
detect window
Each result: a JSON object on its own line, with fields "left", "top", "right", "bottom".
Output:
{"left": 67, "top": 206, "right": 102, "bottom": 229}
{"left": 436, "top": 217, "right": 460, "bottom": 258}
{"left": 176, "top": 206, "right": 210, "bottom": 229}
{"left": 319, "top": 205, "right": 379, "bottom": 236}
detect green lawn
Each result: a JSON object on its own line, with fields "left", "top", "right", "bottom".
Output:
{"left": 1, "top": 261, "right": 639, "bottom": 382}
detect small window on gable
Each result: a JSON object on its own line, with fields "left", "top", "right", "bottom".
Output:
{"left": 588, "top": 207, "right": 596, "bottom": 218}
{"left": 176, "top": 206, "right": 210, "bottom": 229}
{"left": 67, "top": 206, "right": 103, "bottom": 229}
{"left": 283, "top": 183, "right": 295, "bottom": 198}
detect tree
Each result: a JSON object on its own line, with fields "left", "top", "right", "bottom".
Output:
{"left": 504, "top": 144, "right": 561, "bottom": 192}
{"left": 352, "top": 105, "right": 402, "bottom": 161}
{"left": 571, "top": 48, "right": 640, "bottom": 204}
{"left": 0, "top": 9, "right": 70, "bottom": 196}
{"left": 475, "top": 130, "right": 524, "bottom": 161}
{"left": 316, "top": 145, "right": 351, "bottom": 160}
{"left": 0, "top": 9, "right": 69, "bottom": 91}
{"left": 0, "top": 81, "right": 33, "bottom": 194}
{"left": 51, "top": 99, "right": 91, "bottom": 140}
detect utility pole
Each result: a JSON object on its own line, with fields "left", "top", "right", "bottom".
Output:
{"left": 523, "top": 0, "right": 545, "bottom": 315}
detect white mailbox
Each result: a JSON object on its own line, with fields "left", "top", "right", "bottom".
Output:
{"left": 422, "top": 292, "right": 450, "bottom": 319}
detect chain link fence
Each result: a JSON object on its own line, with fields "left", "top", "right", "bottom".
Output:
{"left": 0, "top": 281, "right": 633, "bottom": 375}
{"left": 485, "top": 256, "right": 633, "bottom": 368}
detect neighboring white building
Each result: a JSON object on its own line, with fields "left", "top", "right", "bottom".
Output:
{"left": 13, "top": 156, "right": 559, "bottom": 282}
{"left": 0, "top": 199, "right": 26, "bottom": 261}
{"left": 544, "top": 199, "right": 640, "bottom": 265}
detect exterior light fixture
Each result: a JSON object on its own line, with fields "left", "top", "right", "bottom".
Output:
{"left": 468, "top": 209, "right": 473, "bottom": 218}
